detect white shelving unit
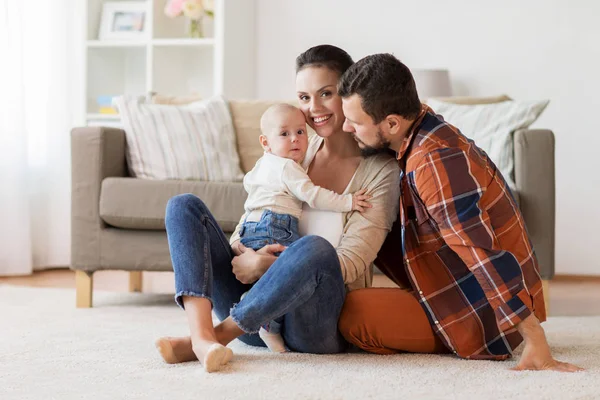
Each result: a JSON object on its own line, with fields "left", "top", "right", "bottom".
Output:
{"left": 77, "top": 0, "right": 256, "bottom": 126}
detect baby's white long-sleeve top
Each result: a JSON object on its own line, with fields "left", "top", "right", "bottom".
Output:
{"left": 242, "top": 152, "right": 353, "bottom": 218}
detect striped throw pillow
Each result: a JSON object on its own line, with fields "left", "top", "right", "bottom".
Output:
{"left": 115, "top": 95, "right": 244, "bottom": 181}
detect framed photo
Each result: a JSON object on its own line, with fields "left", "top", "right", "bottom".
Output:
{"left": 99, "top": 2, "right": 148, "bottom": 40}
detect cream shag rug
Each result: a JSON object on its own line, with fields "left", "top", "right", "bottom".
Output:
{"left": 1, "top": 285, "right": 599, "bottom": 400}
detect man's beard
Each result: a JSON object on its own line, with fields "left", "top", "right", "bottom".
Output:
{"left": 353, "top": 129, "right": 391, "bottom": 158}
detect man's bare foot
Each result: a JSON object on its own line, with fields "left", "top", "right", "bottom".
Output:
{"left": 155, "top": 337, "right": 233, "bottom": 366}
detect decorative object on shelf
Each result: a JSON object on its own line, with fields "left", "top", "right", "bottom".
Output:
{"left": 164, "top": 0, "right": 215, "bottom": 38}
{"left": 411, "top": 69, "right": 452, "bottom": 101}
{"left": 99, "top": 1, "right": 148, "bottom": 40}
{"left": 96, "top": 95, "right": 119, "bottom": 114}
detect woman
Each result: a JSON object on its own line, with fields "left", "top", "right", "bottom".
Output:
{"left": 155, "top": 45, "right": 399, "bottom": 372}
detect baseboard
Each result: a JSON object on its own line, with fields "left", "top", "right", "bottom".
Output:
{"left": 552, "top": 274, "right": 600, "bottom": 282}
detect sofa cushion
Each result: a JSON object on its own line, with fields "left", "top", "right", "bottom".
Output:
{"left": 228, "top": 97, "right": 512, "bottom": 174}
{"left": 427, "top": 95, "right": 512, "bottom": 105}
{"left": 425, "top": 99, "right": 549, "bottom": 190}
{"left": 99, "top": 178, "right": 246, "bottom": 231}
{"left": 114, "top": 95, "right": 245, "bottom": 182}
{"left": 228, "top": 100, "right": 316, "bottom": 173}
{"left": 229, "top": 100, "right": 279, "bottom": 173}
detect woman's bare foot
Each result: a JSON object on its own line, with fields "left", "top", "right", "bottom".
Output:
{"left": 155, "top": 337, "right": 196, "bottom": 364}
{"left": 177, "top": 297, "right": 237, "bottom": 372}
{"left": 223, "top": 347, "right": 234, "bottom": 364}
{"left": 155, "top": 337, "right": 233, "bottom": 366}
{"left": 193, "top": 340, "right": 229, "bottom": 373}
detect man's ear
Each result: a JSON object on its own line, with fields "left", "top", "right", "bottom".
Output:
{"left": 386, "top": 115, "right": 403, "bottom": 135}
{"left": 259, "top": 135, "right": 270, "bottom": 152}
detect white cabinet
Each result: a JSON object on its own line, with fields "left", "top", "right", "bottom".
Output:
{"left": 78, "top": 0, "right": 256, "bottom": 126}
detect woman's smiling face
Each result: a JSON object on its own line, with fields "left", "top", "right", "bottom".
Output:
{"left": 296, "top": 66, "right": 345, "bottom": 138}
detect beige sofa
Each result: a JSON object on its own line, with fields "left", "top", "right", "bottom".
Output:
{"left": 71, "top": 98, "right": 555, "bottom": 308}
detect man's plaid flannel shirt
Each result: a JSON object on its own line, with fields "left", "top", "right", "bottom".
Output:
{"left": 376, "top": 105, "right": 546, "bottom": 360}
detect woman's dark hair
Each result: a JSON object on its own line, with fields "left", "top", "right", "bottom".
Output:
{"left": 295, "top": 45, "right": 354, "bottom": 76}
{"left": 338, "top": 53, "right": 421, "bottom": 122}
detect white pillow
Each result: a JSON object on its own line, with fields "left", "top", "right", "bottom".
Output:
{"left": 115, "top": 95, "right": 244, "bottom": 182}
{"left": 426, "top": 99, "right": 549, "bottom": 189}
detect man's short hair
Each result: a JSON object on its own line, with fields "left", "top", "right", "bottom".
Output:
{"left": 338, "top": 53, "right": 421, "bottom": 123}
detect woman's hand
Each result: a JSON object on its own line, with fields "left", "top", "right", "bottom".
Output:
{"left": 256, "top": 243, "right": 286, "bottom": 256}
{"left": 231, "top": 240, "right": 243, "bottom": 256}
{"left": 231, "top": 243, "right": 284, "bottom": 284}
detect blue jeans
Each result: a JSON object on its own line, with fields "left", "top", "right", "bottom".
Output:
{"left": 240, "top": 210, "right": 301, "bottom": 334}
{"left": 165, "top": 194, "right": 348, "bottom": 353}
{"left": 239, "top": 210, "right": 301, "bottom": 252}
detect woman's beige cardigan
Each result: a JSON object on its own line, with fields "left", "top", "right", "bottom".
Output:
{"left": 230, "top": 135, "right": 400, "bottom": 291}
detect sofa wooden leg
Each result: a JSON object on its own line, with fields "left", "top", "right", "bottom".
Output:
{"left": 129, "top": 271, "right": 143, "bottom": 293}
{"left": 76, "top": 270, "right": 93, "bottom": 308}
{"left": 542, "top": 279, "right": 550, "bottom": 316}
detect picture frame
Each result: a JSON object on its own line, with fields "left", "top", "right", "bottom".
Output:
{"left": 99, "top": 2, "right": 148, "bottom": 40}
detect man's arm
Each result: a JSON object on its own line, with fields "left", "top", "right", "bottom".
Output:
{"left": 416, "top": 148, "right": 582, "bottom": 371}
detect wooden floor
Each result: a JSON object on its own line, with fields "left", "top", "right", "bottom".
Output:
{"left": 1, "top": 269, "right": 600, "bottom": 316}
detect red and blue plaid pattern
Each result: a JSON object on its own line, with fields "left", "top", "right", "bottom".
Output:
{"left": 376, "top": 105, "right": 546, "bottom": 360}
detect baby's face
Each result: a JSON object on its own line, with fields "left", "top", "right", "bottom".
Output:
{"left": 264, "top": 109, "right": 309, "bottom": 163}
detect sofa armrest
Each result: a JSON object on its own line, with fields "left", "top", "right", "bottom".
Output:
{"left": 513, "top": 129, "right": 555, "bottom": 280}
{"left": 71, "top": 127, "right": 127, "bottom": 270}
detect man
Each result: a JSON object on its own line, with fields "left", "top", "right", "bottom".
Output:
{"left": 337, "top": 53, "right": 582, "bottom": 372}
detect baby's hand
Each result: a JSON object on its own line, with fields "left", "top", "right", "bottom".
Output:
{"left": 352, "top": 188, "right": 372, "bottom": 212}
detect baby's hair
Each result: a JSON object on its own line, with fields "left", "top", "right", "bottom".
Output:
{"left": 260, "top": 103, "right": 302, "bottom": 134}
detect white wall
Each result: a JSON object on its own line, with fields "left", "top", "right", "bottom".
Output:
{"left": 255, "top": 0, "right": 600, "bottom": 276}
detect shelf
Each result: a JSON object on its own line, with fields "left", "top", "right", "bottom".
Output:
{"left": 152, "top": 38, "right": 215, "bottom": 47}
{"left": 87, "top": 40, "right": 147, "bottom": 48}
{"left": 81, "top": 0, "right": 256, "bottom": 127}
{"left": 86, "top": 113, "right": 121, "bottom": 120}
{"left": 87, "top": 39, "right": 215, "bottom": 48}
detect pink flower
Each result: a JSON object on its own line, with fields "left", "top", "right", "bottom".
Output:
{"left": 164, "top": 0, "right": 186, "bottom": 18}
{"left": 182, "top": 0, "right": 204, "bottom": 20}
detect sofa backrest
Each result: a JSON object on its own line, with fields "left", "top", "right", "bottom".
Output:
{"left": 228, "top": 95, "right": 511, "bottom": 174}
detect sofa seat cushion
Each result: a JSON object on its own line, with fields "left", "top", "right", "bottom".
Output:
{"left": 99, "top": 178, "right": 246, "bottom": 231}
{"left": 98, "top": 177, "right": 519, "bottom": 232}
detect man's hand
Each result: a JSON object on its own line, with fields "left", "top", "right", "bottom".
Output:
{"left": 512, "top": 314, "right": 583, "bottom": 372}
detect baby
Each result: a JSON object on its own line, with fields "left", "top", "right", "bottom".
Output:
{"left": 235, "top": 103, "right": 371, "bottom": 352}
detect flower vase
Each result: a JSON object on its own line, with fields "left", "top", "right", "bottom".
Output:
{"left": 187, "top": 18, "right": 203, "bottom": 38}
